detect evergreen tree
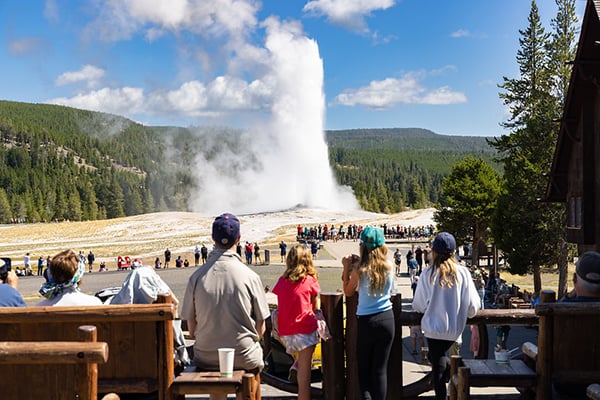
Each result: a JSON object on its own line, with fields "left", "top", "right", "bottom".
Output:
{"left": 65, "top": 188, "right": 83, "bottom": 221}
{"left": 0, "top": 188, "right": 11, "bottom": 223}
{"left": 547, "top": 0, "right": 578, "bottom": 297}
{"left": 434, "top": 156, "right": 502, "bottom": 266}
{"left": 490, "top": 0, "right": 572, "bottom": 293}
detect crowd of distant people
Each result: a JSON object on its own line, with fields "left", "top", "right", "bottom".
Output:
{"left": 296, "top": 223, "right": 436, "bottom": 243}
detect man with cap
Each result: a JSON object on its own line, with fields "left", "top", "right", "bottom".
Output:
{"left": 562, "top": 251, "right": 600, "bottom": 302}
{"left": 181, "top": 212, "right": 270, "bottom": 399}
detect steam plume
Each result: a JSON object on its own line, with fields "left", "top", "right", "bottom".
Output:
{"left": 189, "top": 18, "right": 358, "bottom": 215}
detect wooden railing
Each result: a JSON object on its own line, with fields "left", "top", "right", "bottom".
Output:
{"left": 314, "top": 290, "right": 556, "bottom": 400}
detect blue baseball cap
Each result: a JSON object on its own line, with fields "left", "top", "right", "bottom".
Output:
{"left": 212, "top": 213, "right": 240, "bottom": 246}
{"left": 432, "top": 232, "right": 456, "bottom": 254}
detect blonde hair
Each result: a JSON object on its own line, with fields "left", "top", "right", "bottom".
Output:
{"left": 284, "top": 245, "right": 318, "bottom": 282}
{"left": 357, "top": 243, "right": 390, "bottom": 295}
{"left": 430, "top": 251, "right": 458, "bottom": 288}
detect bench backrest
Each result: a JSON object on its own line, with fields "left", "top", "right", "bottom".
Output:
{"left": 0, "top": 325, "right": 109, "bottom": 400}
{"left": 0, "top": 303, "right": 175, "bottom": 400}
{"left": 535, "top": 302, "right": 600, "bottom": 399}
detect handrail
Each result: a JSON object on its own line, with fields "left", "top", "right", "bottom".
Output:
{"left": 261, "top": 293, "right": 543, "bottom": 399}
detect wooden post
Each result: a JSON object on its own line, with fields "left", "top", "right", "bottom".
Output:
{"left": 536, "top": 291, "right": 555, "bottom": 400}
{"left": 77, "top": 325, "right": 99, "bottom": 400}
{"left": 386, "top": 294, "right": 403, "bottom": 399}
{"left": 540, "top": 289, "right": 556, "bottom": 304}
{"left": 321, "top": 293, "right": 345, "bottom": 400}
{"left": 449, "top": 355, "right": 461, "bottom": 400}
{"left": 345, "top": 294, "right": 360, "bottom": 400}
{"left": 457, "top": 367, "right": 470, "bottom": 400}
{"left": 477, "top": 323, "right": 489, "bottom": 359}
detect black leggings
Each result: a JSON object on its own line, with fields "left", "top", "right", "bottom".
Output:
{"left": 357, "top": 309, "right": 395, "bottom": 400}
{"left": 426, "top": 337, "right": 455, "bottom": 400}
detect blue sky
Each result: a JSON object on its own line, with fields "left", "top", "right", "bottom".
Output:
{"left": 0, "top": 0, "right": 586, "bottom": 137}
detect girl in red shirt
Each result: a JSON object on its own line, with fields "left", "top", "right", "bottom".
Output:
{"left": 272, "top": 245, "right": 320, "bottom": 400}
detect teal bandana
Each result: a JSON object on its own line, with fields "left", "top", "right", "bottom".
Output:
{"left": 39, "top": 259, "right": 85, "bottom": 299}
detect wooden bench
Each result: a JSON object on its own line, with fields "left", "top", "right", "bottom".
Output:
{"left": 171, "top": 368, "right": 260, "bottom": 400}
{"left": 533, "top": 302, "right": 600, "bottom": 399}
{"left": 0, "top": 303, "right": 175, "bottom": 400}
{"left": 449, "top": 301, "right": 600, "bottom": 400}
{"left": 0, "top": 325, "right": 110, "bottom": 400}
{"left": 449, "top": 354, "right": 536, "bottom": 400}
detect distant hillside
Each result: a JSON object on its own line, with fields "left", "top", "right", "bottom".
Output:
{"left": 324, "top": 128, "right": 499, "bottom": 213}
{"left": 0, "top": 100, "right": 499, "bottom": 221}
{"left": 326, "top": 128, "right": 495, "bottom": 153}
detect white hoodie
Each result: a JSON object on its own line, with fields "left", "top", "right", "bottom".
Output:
{"left": 412, "top": 263, "right": 480, "bottom": 341}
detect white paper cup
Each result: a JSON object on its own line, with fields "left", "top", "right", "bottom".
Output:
{"left": 218, "top": 348, "right": 235, "bottom": 377}
{"left": 494, "top": 350, "right": 510, "bottom": 363}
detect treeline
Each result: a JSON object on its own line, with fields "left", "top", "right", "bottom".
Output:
{"left": 0, "top": 100, "right": 198, "bottom": 223}
{"left": 0, "top": 100, "right": 498, "bottom": 222}
{"left": 327, "top": 129, "right": 499, "bottom": 213}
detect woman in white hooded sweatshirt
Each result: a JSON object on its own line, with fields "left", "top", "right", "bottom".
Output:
{"left": 412, "top": 232, "right": 480, "bottom": 400}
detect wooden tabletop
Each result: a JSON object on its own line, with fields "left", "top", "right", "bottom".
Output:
{"left": 461, "top": 359, "right": 536, "bottom": 387}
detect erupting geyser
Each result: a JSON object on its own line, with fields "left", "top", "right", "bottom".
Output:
{"left": 189, "top": 18, "right": 358, "bottom": 215}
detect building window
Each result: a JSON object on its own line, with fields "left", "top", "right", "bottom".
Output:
{"left": 568, "top": 196, "right": 582, "bottom": 228}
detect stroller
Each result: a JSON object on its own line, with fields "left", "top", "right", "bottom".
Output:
{"left": 263, "top": 308, "right": 323, "bottom": 383}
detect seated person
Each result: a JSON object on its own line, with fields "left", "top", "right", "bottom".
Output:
{"left": 36, "top": 249, "right": 102, "bottom": 306}
{"left": 107, "top": 264, "right": 188, "bottom": 372}
{"left": 107, "top": 263, "right": 179, "bottom": 312}
{"left": 556, "top": 251, "right": 600, "bottom": 398}
{"left": 98, "top": 261, "right": 108, "bottom": 272}
{"left": 182, "top": 212, "right": 269, "bottom": 400}
{"left": 562, "top": 251, "right": 600, "bottom": 302}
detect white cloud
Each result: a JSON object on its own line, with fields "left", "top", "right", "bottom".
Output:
{"left": 8, "top": 38, "right": 41, "bottom": 55}
{"left": 451, "top": 29, "right": 470, "bottom": 38}
{"left": 49, "top": 87, "right": 146, "bottom": 115}
{"left": 86, "top": 0, "right": 259, "bottom": 42}
{"left": 333, "top": 72, "right": 467, "bottom": 109}
{"left": 303, "top": 0, "right": 395, "bottom": 33}
{"left": 420, "top": 86, "right": 467, "bottom": 105}
{"left": 55, "top": 65, "right": 106, "bottom": 88}
{"left": 48, "top": 75, "right": 274, "bottom": 118}
{"left": 44, "top": 0, "right": 59, "bottom": 23}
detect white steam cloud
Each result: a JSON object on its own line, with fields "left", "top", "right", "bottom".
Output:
{"left": 189, "top": 17, "right": 358, "bottom": 214}
{"left": 49, "top": 0, "right": 359, "bottom": 215}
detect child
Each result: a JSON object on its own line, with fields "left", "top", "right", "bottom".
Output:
{"left": 272, "top": 245, "right": 320, "bottom": 400}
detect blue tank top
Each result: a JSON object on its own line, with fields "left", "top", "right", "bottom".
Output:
{"left": 356, "top": 270, "right": 393, "bottom": 316}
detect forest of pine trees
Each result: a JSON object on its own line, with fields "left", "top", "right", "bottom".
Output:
{"left": 0, "top": 100, "right": 497, "bottom": 223}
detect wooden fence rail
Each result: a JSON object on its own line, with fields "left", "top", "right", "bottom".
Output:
{"left": 318, "top": 290, "right": 556, "bottom": 399}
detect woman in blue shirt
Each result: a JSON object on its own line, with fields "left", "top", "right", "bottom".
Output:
{"left": 342, "top": 226, "right": 394, "bottom": 400}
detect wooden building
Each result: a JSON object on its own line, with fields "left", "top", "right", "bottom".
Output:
{"left": 546, "top": 0, "right": 600, "bottom": 253}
